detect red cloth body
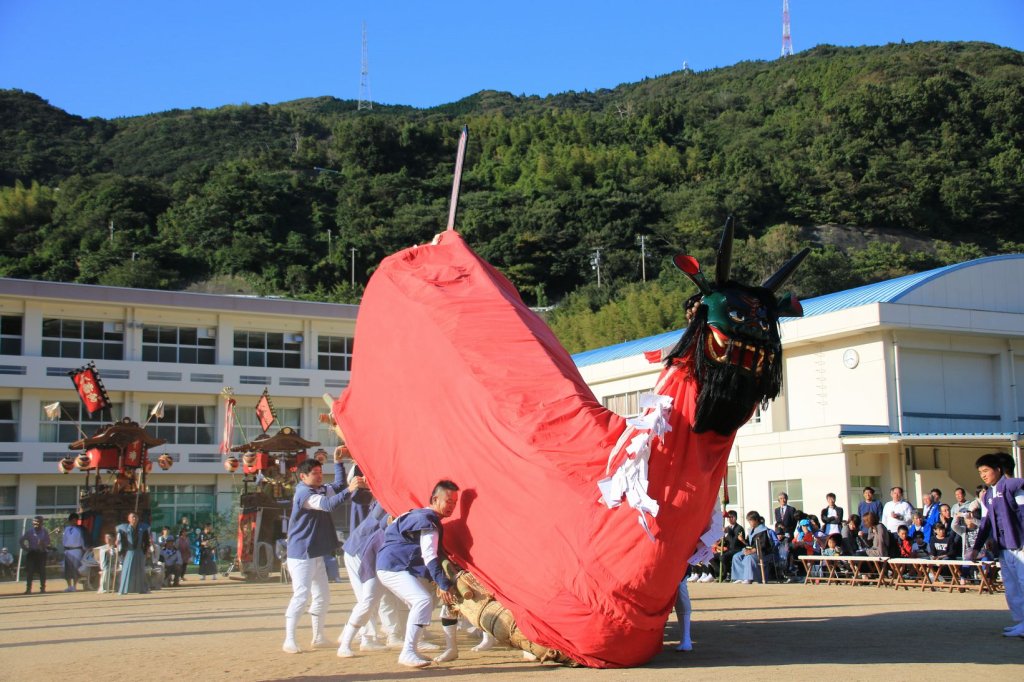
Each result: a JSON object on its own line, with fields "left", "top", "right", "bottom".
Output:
{"left": 333, "top": 232, "right": 736, "bottom": 667}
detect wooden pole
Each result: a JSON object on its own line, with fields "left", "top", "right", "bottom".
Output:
{"left": 446, "top": 126, "right": 469, "bottom": 231}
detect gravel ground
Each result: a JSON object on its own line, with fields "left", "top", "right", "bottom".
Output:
{"left": 1, "top": 574, "right": 1020, "bottom": 681}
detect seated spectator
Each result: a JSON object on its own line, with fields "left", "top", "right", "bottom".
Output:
{"left": 912, "top": 531, "right": 928, "bottom": 558}
{"left": 895, "top": 525, "right": 915, "bottom": 558}
{"left": 708, "top": 510, "right": 745, "bottom": 582}
{"left": 0, "top": 547, "right": 13, "bottom": 579}
{"left": 925, "top": 524, "right": 960, "bottom": 583}
{"left": 935, "top": 504, "right": 953, "bottom": 534}
{"left": 789, "top": 519, "right": 820, "bottom": 576}
{"left": 864, "top": 511, "right": 894, "bottom": 558}
{"left": 841, "top": 515, "right": 869, "bottom": 556}
{"left": 731, "top": 512, "right": 772, "bottom": 584}
{"left": 907, "top": 512, "right": 927, "bottom": 540}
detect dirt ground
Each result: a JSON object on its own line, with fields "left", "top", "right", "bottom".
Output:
{"left": 1, "top": 573, "right": 1021, "bottom": 681}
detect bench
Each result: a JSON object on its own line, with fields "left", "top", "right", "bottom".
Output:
{"left": 887, "top": 557, "right": 999, "bottom": 594}
{"left": 798, "top": 555, "right": 890, "bottom": 587}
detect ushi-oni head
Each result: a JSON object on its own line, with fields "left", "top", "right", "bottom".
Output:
{"left": 667, "top": 219, "right": 808, "bottom": 435}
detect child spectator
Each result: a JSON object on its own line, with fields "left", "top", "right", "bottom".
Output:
{"left": 895, "top": 525, "right": 914, "bottom": 558}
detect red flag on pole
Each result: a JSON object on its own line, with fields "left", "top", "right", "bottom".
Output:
{"left": 69, "top": 362, "right": 111, "bottom": 414}
{"left": 255, "top": 390, "right": 276, "bottom": 433}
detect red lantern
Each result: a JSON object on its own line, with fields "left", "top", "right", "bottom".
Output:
{"left": 144, "top": 459, "right": 153, "bottom": 473}
{"left": 157, "top": 454, "right": 173, "bottom": 470}
{"left": 75, "top": 453, "right": 92, "bottom": 470}
{"left": 242, "top": 452, "right": 257, "bottom": 468}
{"left": 313, "top": 448, "right": 328, "bottom": 464}
{"left": 58, "top": 457, "right": 75, "bottom": 474}
{"left": 224, "top": 457, "right": 240, "bottom": 472}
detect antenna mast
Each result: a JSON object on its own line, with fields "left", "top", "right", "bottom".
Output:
{"left": 781, "top": 0, "right": 793, "bottom": 57}
{"left": 358, "top": 21, "right": 372, "bottom": 110}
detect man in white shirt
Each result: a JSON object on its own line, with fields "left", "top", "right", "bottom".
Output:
{"left": 881, "top": 486, "right": 914, "bottom": 535}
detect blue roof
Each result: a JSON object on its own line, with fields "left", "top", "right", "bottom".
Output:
{"left": 572, "top": 254, "right": 1024, "bottom": 368}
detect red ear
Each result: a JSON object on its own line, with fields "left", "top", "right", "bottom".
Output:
{"left": 776, "top": 292, "right": 803, "bottom": 317}
{"left": 673, "top": 254, "right": 700, "bottom": 275}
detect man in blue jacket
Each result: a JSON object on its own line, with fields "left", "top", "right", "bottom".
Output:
{"left": 966, "top": 452, "right": 1024, "bottom": 638}
{"left": 377, "top": 480, "right": 460, "bottom": 668}
{"left": 283, "top": 454, "right": 367, "bottom": 654}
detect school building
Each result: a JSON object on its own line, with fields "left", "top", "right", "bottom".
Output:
{"left": 574, "top": 254, "right": 1024, "bottom": 521}
{"left": 0, "top": 278, "right": 356, "bottom": 549}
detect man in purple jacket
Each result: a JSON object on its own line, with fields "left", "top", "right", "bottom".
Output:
{"left": 966, "top": 452, "right": 1024, "bottom": 637}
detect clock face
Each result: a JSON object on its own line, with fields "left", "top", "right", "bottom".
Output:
{"left": 843, "top": 349, "right": 860, "bottom": 369}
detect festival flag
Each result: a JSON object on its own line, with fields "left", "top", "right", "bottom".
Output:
{"left": 43, "top": 402, "right": 62, "bottom": 420}
{"left": 255, "top": 389, "right": 276, "bottom": 433}
{"left": 219, "top": 390, "right": 236, "bottom": 455}
{"left": 69, "top": 362, "right": 111, "bottom": 414}
{"left": 150, "top": 401, "right": 165, "bottom": 419}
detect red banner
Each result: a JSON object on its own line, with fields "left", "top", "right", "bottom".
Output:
{"left": 70, "top": 363, "right": 111, "bottom": 414}
{"left": 255, "top": 391, "right": 275, "bottom": 433}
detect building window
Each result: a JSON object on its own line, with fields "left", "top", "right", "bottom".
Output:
{"left": 39, "top": 401, "right": 123, "bottom": 442}
{"left": 233, "top": 331, "right": 301, "bottom": 369}
{"left": 0, "top": 486, "right": 16, "bottom": 553}
{"left": 602, "top": 389, "right": 653, "bottom": 418}
{"left": 770, "top": 479, "right": 804, "bottom": 513}
{"left": 318, "top": 335, "right": 353, "bottom": 371}
{"left": 41, "top": 318, "right": 124, "bottom": 360}
{"left": 142, "top": 326, "right": 215, "bottom": 364}
{"left": 0, "top": 400, "right": 18, "bottom": 441}
{"left": 316, "top": 418, "right": 341, "bottom": 449}
{"left": 725, "top": 465, "right": 739, "bottom": 511}
{"left": 149, "top": 484, "right": 216, "bottom": 528}
{"left": 35, "top": 485, "right": 81, "bottom": 515}
{"left": 146, "top": 404, "right": 215, "bottom": 445}
{"left": 849, "top": 475, "right": 882, "bottom": 508}
{"left": 0, "top": 315, "right": 23, "bottom": 355}
{"left": 232, "top": 406, "right": 301, "bottom": 443}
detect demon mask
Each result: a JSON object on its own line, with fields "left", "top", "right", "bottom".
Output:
{"left": 666, "top": 219, "right": 808, "bottom": 435}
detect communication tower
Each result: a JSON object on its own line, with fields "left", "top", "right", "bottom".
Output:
{"left": 358, "top": 21, "right": 372, "bottom": 110}
{"left": 781, "top": 0, "right": 793, "bottom": 57}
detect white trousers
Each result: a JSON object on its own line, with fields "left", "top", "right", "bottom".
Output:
{"left": 285, "top": 556, "right": 330, "bottom": 620}
{"left": 378, "top": 570, "right": 434, "bottom": 651}
{"left": 343, "top": 552, "right": 403, "bottom": 640}
{"left": 1002, "top": 547, "right": 1024, "bottom": 622}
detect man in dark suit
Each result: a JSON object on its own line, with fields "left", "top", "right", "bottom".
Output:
{"left": 775, "top": 493, "right": 798, "bottom": 536}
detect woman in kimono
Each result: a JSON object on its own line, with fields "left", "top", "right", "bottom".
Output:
{"left": 731, "top": 512, "right": 772, "bottom": 584}
{"left": 197, "top": 522, "right": 218, "bottom": 580}
{"left": 116, "top": 512, "right": 150, "bottom": 594}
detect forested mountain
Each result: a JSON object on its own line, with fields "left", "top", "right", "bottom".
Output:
{"left": 1, "top": 41, "right": 1021, "bottom": 351}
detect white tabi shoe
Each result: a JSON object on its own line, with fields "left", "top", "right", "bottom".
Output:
{"left": 360, "top": 638, "right": 387, "bottom": 651}
{"left": 282, "top": 639, "right": 302, "bottom": 654}
{"left": 472, "top": 632, "right": 497, "bottom": 652}
{"left": 398, "top": 651, "right": 432, "bottom": 668}
{"left": 417, "top": 640, "right": 440, "bottom": 652}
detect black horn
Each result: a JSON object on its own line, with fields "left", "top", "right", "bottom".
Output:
{"left": 715, "top": 217, "right": 734, "bottom": 286}
{"left": 761, "top": 247, "right": 811, "bottom": 293}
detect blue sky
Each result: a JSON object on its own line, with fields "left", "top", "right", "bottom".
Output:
{"left": 1, "top": 1, "right": 1021, "bottom": 119}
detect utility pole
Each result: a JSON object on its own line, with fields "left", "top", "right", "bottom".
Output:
{"left": 591, "top": 248, "right": 602, "bottom": 287}
{"left": 637, "top": 234, "right": 647, "bottom": 282}
{"left": 358, "top": 21, "right": 372, "bottom": 111}
{"left": 781, "top": 0, "right": 794, "bottom": 57}
{"left": 350, "top": 248, "right": 357, "bottom": 288}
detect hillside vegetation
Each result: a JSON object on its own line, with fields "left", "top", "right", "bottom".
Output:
{"left": 1, "top": 41, "right": 1021, "bottom": 351}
